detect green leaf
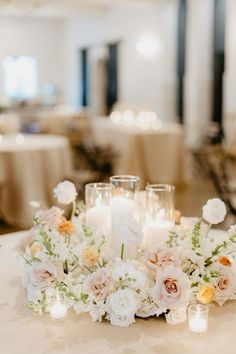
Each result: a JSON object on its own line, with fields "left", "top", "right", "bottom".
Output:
{"left": 191, "top": 219, "right": 202, "bottom": 249}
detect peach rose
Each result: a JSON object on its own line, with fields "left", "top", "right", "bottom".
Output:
{"left": 196, "top": 284, "right": 215, "bottom": 304}
{"left": 82, "top": 247, "right": 98, "bottom": 268}
{"left": 58, "top": 220, "right": 74, "bottom": 236}
{"left": 86, "top": 269, "right": 110, "bottom": 301}
{"left": 30, "top": 244, "right": 41, "bottom": 256}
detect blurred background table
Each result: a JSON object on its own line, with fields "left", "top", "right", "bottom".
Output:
{"left": 91, "top": 117, "right": 185, "bottom": 188}
{"left": 0, "top": 134, "right": 72, "bottom": 228}
{"left": 0, "top": 230, "right": 235, "bottom": 354}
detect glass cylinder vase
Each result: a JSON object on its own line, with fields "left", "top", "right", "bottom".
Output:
{"left": 144, "top": 184, "right": 175, "bottom": 250}
{"left": 110, "top": 175, "right": 140, "bottom": 259}
{"left": 85, "top": 183, "right": 113, "bottom": 239}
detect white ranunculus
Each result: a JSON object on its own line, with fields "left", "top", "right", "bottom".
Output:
{"left": 53, "top": 180, "right": 77, "bottom": 205}
{"left": 202, "top": 198, "right": 227, "bottom": 224}
{"left": 118, "top": 219, "right": 144, "bottom": 245}
{"left": 165, "top": 307, "right": 187, "bottom": 325}
{"left": 107, "top": 288, "right": 138, "bottom": 326}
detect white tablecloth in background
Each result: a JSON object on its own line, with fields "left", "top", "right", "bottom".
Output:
{"left": 0, "top": 230, "right": 235, "bottom": 354}
{"left": 91, "top": 118, "right": 185, "bottom": 188}
{"left": 0, "top": 134, "right": 73, "bottom": 227}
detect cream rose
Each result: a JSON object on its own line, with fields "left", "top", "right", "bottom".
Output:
{"left": 53, "top": 180, "right": 77, "bottom": 205}
{"left": 196, "top": 283, "right": 215, "bottom": 304}
{"left": 29, "top": 260, "right": 63, "bottom": 290}
{"left": 152, "top": 265, "right": 190, "bottom": 309}
{"left": 86, "top": 269, "right": 110, "bottom": 301}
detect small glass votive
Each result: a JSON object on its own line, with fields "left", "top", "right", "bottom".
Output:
{"left": 85, "top": 183, "right": 113, "bottom": 233}
{"left": 110, "top": 175, "right": 140, "bottom": 259}
{"left": 188, "top": 304, "right": 209, "bottom": 335}
{"left": 49, "top": 296, "right": 67, "bottom": 320}
{"left": 144, "top": 184, "right": 175, "bottom": 249}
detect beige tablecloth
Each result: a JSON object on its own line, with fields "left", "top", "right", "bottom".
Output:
{"left": 91, "top": 118, "right": 185, "bottom": 188}
{"left": 0, "top": 134, "right": 73, "bottom": 228}
{"left": 0, "top": 230, "right": 236, "bottom": 354}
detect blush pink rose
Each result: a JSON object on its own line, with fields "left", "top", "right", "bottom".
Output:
{"left": 152, "top": 265, "right": 190, "bottom": 309}
{"left": 86, "top": 269, "right": 110, "bottom": 301}
{"left": 35, "top": 206, "right": 64, "bottom": 229}
{"left": 29, "top": 260, "right": 63, "bottom": 290}
{"left": 146, "top": 248, "right": 180, "bottom": 271}
{"left": 15, "top": 234, "right": 34, "bottom": 255}
{"left": 211, "top": 264, "right": 236, "bottom": 305}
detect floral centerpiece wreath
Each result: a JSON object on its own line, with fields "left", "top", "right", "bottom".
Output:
{"left": 18, "top": 180, "right": 236, "bottom": 327}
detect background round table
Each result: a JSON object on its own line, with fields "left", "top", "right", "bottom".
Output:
{"left": 0, "top": 134, "right": 73, "bottom": 228}
{"left": 0, "top": 230, "right": 235, "bottom": 354}
{"left": 91, "top": 117, "right": 185, "bottom": 188}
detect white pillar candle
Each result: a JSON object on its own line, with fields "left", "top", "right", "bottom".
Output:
{"left": 49, "top": 300, "right": 67, "bottom": 320}
{"left": 144, "top": 220, "right": 174, "bottom": 250}
{"left": 111, "top": 196, "right": 138, "bottom": 259}
{"left": 86, "top": 205, "right": 111, "bottom": 233}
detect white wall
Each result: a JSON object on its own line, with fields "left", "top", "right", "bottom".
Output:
{"left": 64, "top": 0, "right": 179, "bottom": 121}
{"left": 0, "top": 17, "right": 66, "bottom": 103}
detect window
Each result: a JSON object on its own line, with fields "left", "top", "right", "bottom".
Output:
{"left": 2, "top": 56, "right": 38, "bottom": 99}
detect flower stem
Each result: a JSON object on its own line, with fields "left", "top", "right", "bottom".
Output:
{"left": 70, "top": 200, "right": 76, "bottom": 220}
{"left": 121, "top": 243, "right": 125, "bottom": 260}
{"left": 205, "top": 223, "right": 212, "bottom": 238}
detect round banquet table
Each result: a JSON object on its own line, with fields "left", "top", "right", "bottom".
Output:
{"left": 0, "top": 230, "right": 236, "bottom": 354}
{"left": 0, "top": 134, "right": 73, "bottom": 228}
{"left": 91, "top": 117, "right": 185, "bottom": 188}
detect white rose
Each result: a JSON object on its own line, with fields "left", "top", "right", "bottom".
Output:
{"left": 202, "top": 198, "right": 226, "bottom": 224}
{"left": 53, "top": 180, "right": 77, "bottom": 205}
{"left": 165, "top": 307, "right": 187, "bottom": 325}
{"left": 107, "top": 288, "right": 138, "bottom": 327}
{"left": 118, "top": 219, "right": 144, "bottom": 245}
